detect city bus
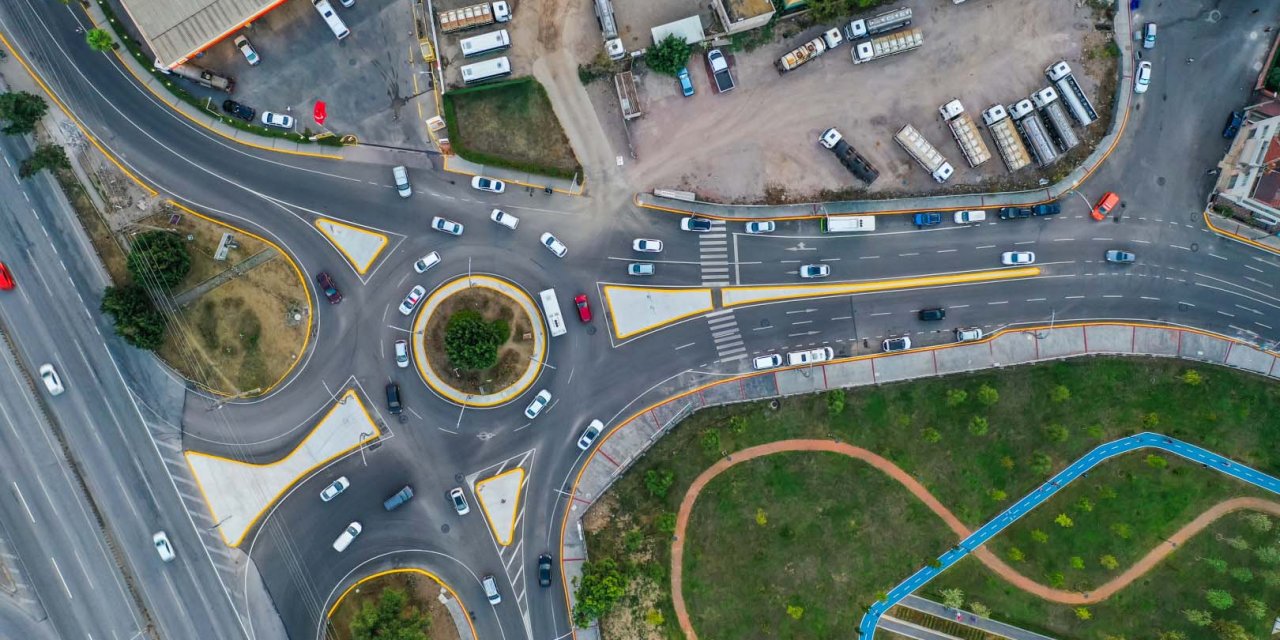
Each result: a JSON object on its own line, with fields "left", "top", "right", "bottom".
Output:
{"left": 539, "top": 289, "right": 567, "bottom": 337}
{"left": 460, "top": 29, "right": 511, "bottom": 58}
{"left": 461, "top": 57, "right": 512, "bottom": 85}
{"left": 820, "top": 214, "right": 877, "bottom": 233}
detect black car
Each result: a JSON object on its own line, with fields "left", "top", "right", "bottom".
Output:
{"left": 918, "top": 307, "right": 946, "bottom": 321}
{"left": 385, "top": 383, "right": 402, "bottom": 415}
{"left": 538, "top": 554, "right": 553, "bottom": 587}
{"left": 1222, "top": 110, "right": 1244, "bottom": 139}
{"left": 315, "top": 272, "right": 342, "bottom": 304}
{"left": 998, "top": 206, "right": 1032, "bottom": 220}
{"left": 1031, "top": 202, "right": 1061, "bottom": 216}
{"left": 221, "top": 99, "right": 255, "bottom": 122}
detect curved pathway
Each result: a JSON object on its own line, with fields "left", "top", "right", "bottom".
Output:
{"left": 670, "top": 439, "right": 1280, "bottom": 640}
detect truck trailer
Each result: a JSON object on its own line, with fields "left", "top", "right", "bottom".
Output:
{"left": 776, "top": 29, "right": 842, "bottom": 73}
{"left": 894, "top": 124, "right": 954, "bottom": 183}
{"left": 1031, "top": 87, "right": 1079, "bottom": 152}
{"left": 844, "top": 7, "right": 912, "bottom": 40}
{"left": 1008, "top": 99, "right": 1058, "bottom": 167}
{"left": 980, "top": 105, "right": 1032, "bottom": 172}
{"left": 938, "top": 99, "right": 991, "bottom": 168}
{"left": 819, "top": 128, "right": 880, "bottom": 185}
{"left": 851, "top": 28, "right": 922, "bottom": 65}
{"left": 438, "top": 1, "right": 509, "bottom": 34}
{"left": 1045, "top": 61, "right": 1098, "bottom": 127}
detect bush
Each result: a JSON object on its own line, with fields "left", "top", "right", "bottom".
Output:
{"left": 786, "top": 604, "right": 804, "bottom": 620}
{"left": 1180, "top": 369, "right": 1204, "bottom": 386}
{"left": 1145, "top": 454, "right": 1168, "bottom": 469}
{"left": 1045, "top": 423, "right": 1069, "bottom": 443}
{"left": 644, "top": 469, "right": 674, "bottom": 499}
{"left": 826, "top": 389, "right": 846, "bottom": 416}
{"left": 350, "top": 588, "right": 429, "bottom": 640}
{"left": 939, "top": 588, "right": 964, "bottom": 609}
{"left": 968, "top": 416, "right": 989, "bottom": 436}
{"left": 945, "top": 388, "right": 967, "bottom": 406}
{"left": 0, "top": 91, "right": 49, "bottom": 135}
{"left": 443, "top": 310, "right": 507, "bottom": 371}
{"left": 1030, "top": 453, "right": 1053, "bottom": 475}
{"left": 19, "top": 143, "right": 70, "bottom": 178}
{"left": 1099, "top": 554, "right": 1119, "bottom": 570}
{"left": 126, "top": 231, "right": 190, "bottom": 290}
{"left": 100, "top": 285, "right": 166, "bottom": 350}
{"left": 646, "top": 34, "right": 692, "bottom": 77}
{"left": 85, "top": 28, "right": 115, "bottom": 52}
{"left": 1050, "top": 384, "right": 1071, "bottom": 402}
{"left": 976, "top": 384, "right": 999, "bottom": 406}
{"left": 921, "top": 428, "right": 942, "bottom": 444}
{"left": 1204, "top": 589, "right": 1234, "bottom": 610}
{"left": 700, "top": 429, "right": 721, "bottom": 456}
{"left": 656, "top": 512, "right": 677, "bottom": 533}
{"left": 573, "top": 560, "right": 627, "bottom": 627}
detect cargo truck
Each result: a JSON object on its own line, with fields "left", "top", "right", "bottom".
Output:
{"left": 707, "top": 49, "right": 736, "bottom": 93}
{"left": 1008, "top": 99, "right": 1058, "bottom": 167}
{"left": 1031, "top": 87, "right": 1079, "bottom": 152}
{"left": 938, "top": 99, "right": 991, "bottom": 168}
{"left": 980, "top": 105, "right": 1032, "bottom": 172}
{"left": 844, "top": 7, "right": 912, "bottom": 40}
{"left": 851, "top": 28, "right": 923, "bottom": 65}
{"left": 167, "top": 64, "right": 235, "bottom": 92}
{"left": 894, "top": 124, "right": 954, "bottom": 183}
{"left": 818, "top": 128, "right": 880, "bottom": 185}
{"left": 438, "top": 1, "right": 509, "bottom": 34}
{"left": 1045, "top": 61, "right": 1097, "bottom": 127}
{"left": 821, "top": 215, "right": 877, "bottom": 233}
{"left": 776, "top": 29, "right": 842, "bottom": 73}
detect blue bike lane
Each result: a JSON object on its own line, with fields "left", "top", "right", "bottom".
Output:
{"left": 858, "top": 432, "right": 1280, "bottom": 637}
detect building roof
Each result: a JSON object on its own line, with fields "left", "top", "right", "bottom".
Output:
{"left": 1254, "top": 169, "right": 1280, "bottom": 207}
{"left": 726, "top": 0, "right": 775, "bottom": 22}
{"left": 120, "top": 0, "right": 285, "bottom": 68}
{"left": 651, "top": 15, "right": 704, "bottom": 45}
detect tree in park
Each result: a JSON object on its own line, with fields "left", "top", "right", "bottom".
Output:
{"left": 644, "top": 468, "right": 674, "bottom": 499}
{"left": 349, "top": 588, "right": 429, "bottom": 640}
{"left": 939, "top": 588, "right": 964, "bottom": 609}
{"left": 85, "top": 28, "right": 115, "bottom": 52}
{"left": 1244, "top": 597, "right": 1267, "bottom": 620}
{"left": 1183, "top": 609, "right": 1213, "bottom": 627}
{"left": 100, "top": 285, "right": 166, "bottom": 350}
{"left": 1201, "top": 557, "right": 1227, "bottom": 574}
{"left": 1204, "top": 589, "right": 1234, "bottom": 610}
{"left": 968, "top": 415, "right": 989, "bottom": 436}
{"left": 976, "top": 383, "right": 999, "bottom": 406}
{"left": 572, "top": 559, "right": 627, "bottom": 627}
{"left": 645, "top": 34, "right": 691, "bottom": 77}
{"left": 1256, "top": 546, "right": 1280, "bottom": 564}
{"left": 1242, "top": 512, "right": 1272, "bottom": 533}
{"left": 1099, "top": 554, "right": 1119, "bottom": 570}
{"left": 945, "top": 388, "right": 967, "bottom": 406}
{"left": 443, "top": 310, "right": 507, "bottom": 370}
{"left": 1006, "top": 547, "right": 1025, "bottom": 562}
{"left": 1030, "top": 529, "right": 1049, "bottom": 544}
{"left": 968, "top": 602, "right": 991, "bottom": 618}
{"left": 1054, "top": 513, "right": 1074, "bottom": 528}
{"left": 126, "top": 231, "right": 190, "bottom": 290}
{"left": 1050, "top": 384, "right": 1071, "bottom": 402}
{"left": 19, "top": 143, "right": 69, "bottom": 178}
{"left": 0, "top": 91, "right": 49, "bottom": 135}
{"left": 1213, "top": 620, "right": 1249, "bottom": 640}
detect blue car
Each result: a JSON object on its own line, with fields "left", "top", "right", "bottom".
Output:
{"left": 677, "top": 67, "right": 694, "bottom": 97}
{"left": 1222, "top": 111, "right": 1244, "bottom": 139}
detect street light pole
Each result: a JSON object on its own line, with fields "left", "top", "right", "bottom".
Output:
{"left": 358, "top": 431, "right": 372, "bottom": 466}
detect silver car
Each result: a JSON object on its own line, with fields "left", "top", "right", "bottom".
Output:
{"left": 1104, "top": 249, "right": 1136, "bottom": 264}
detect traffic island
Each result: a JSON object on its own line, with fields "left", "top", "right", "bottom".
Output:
{"left": 412, "top": 275, "right": 546, "bottom": 407}
{"left": 327, "top": 569, "right": 473, "bottom": 640}
{"left": 315, "top": 218, "right": 389, "bottom": 275}
{"left": 475, "top": 468, "right": 525, "bottom": 547}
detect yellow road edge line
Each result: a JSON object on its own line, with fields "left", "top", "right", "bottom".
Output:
{"left": 474, "top": 467, "right": 525, "bottom": 547}
{"left": 325, "top": 568, "right": 479, "bottom": 640}
{"left": 722, "top": 267, "right": 1040, "bottom": 308}
{"left": 1201, "top": 208, "right": 1280, "bottom": 257}
{"left": 313, "top": 217, "right": 389, "bottom": 275}
{"left": 602, "top": 285, "right": 714, "bottom": 340}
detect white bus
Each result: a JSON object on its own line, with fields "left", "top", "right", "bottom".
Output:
{"left": 461, "top": 57, "right": 512, "bottom": 85}
{"left": 460, "top": 29, "right": 511, "bottom": 58}
{"left": 539, "top": 289, "right": 567, "bottom": 337}
{"left": 821, "top": 215, "right": 877, "bottom": 233}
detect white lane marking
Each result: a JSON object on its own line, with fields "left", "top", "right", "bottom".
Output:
{"left": 12, "top": 483, "right": 35, "bottom": 523}
{"left": 1178, "top": 301, "right": 1196, "bottom": 307}
{"left": 1209, "top": 253, "right": 1228, "bottom": 261}
{"left": 859, "top": 255, "right": 880, "bottom": 260}
{"left": 1140, "top": 296, "right": 1160, "bottom": 301}
{"left": 1103, "top": 294, "right": 1123, "bottom": 298}
{"left": 987, "top": 301, "right": 1008, "bottom": 305}
{"left": 1257, "top": 322, "right": 1274, "bottom": 330}
{"left": 1235, "top": 304, "right": 1262, "bottom": 315}
{"left": 1014, "top": 240, "right": 1036, "bottom": 245}
{"left": 975, "top": 244, "right": 996, "bottom": 249}
{"left": 674, "top": 342, "right": 695, "bottom": 351}
{"left": 1133, "top": 239, "right": 1151, "bottom": 244}
{"left": 1170, "top": 244, "right": 1191, "bottom": 251}
{"left": 1245, "top": 264, "right": 1264, "bottom": 273}
{"left": 1065, "top": 295, "right": 1085, "bottom": 299}
{"left": 948, "top": 304, "right": 970, "bottom": 309}
{"left": 899, "top": 252, "right": 919, "bottom": 257}
{"left": 1026, "top": 297, "right": 1046, "bottom": 302}
{"left": 936, "top": 249, "right": 956, "bottom": 253}
{"left": 51, "top": 558, "right": 72, "bottom": 599}
{"left": 1218, "top": 310, "right": 1236, "bottom": 317}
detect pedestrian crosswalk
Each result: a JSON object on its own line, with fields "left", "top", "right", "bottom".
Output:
{"left": 696, "top": 221, "right": 746, "bottom": 363}
{"left": 706, "top": 310, "right": 746, "bottom": 362}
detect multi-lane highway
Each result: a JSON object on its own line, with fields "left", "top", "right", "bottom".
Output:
{"left": 0, "top": 0, "right": 1277, "bottom": 638}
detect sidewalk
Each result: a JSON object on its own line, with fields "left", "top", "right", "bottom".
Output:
{"left": 1204, "top": 209, "right": 1280, "bottom": 255}
{"left": 898, "top": 595, "right": 1057, "bottom": 640}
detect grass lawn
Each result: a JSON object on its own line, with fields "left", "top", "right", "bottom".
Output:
{"left": 581, "top": 359, "right": 1280, "bottom": 638}
{"left": 442, "top": 78, "right": 581, "bottom": 179}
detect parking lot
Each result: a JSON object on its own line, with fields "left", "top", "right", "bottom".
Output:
{"left": 613, "top": 0, "right": 1114, "bottom": 202}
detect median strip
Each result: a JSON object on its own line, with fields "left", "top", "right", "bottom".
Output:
{"left": 721, "top": 267, "right": 1040, "bottom": 308}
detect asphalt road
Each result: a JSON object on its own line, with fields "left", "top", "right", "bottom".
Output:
{"left": 0, "top": 0, "right": 1276, "bottom": 639}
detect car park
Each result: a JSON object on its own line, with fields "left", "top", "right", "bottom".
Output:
{"left": 261, "top": 111, "right": 294, "bottom": 129}
{"left": 882, "top": 336, "right": 911, "bottom": 352}
{"left": 524, "top": 389, "right": 552, "bottom": 419}
{"left": 540, "top": 233, "right": 568, "bottom": 258}
{"left": 221, "top": 99, "right": 255, "bottom": 122}
{"left": 1134, "top": 61, "right": 1152, "bottom": 94}
{"left": 320, "top": 476, "right": 350, "bottom": 502}
{"left": 918, "top": 307, "right": 945, "bottom": 321}
{"left": 998, "top": 206, "right": 1032, "bottom": 220}
{"left": 1105, "top": 249, "right": 1136, "bottom": 264}
{"left": 153, "top": 531, "right": 175, "bottom": 562}
{"left": 1222, "top": 110, "right": 1245, "bottom": 139}
{"left": 385, "top": 383, "right": 402, "bottom": 414}
{"left": 574, "top": 294, "right": 591, "bottom": 322}
{"left": 332, "top": 522, "right": 362, "bottom": 552}
{"left": 394, "top": 340, "right": 409, "bottom": 368}
{"left": 955, "top": 327, "right": 984, "bottom": 342}
{"left": 471, "top": 176, "right": 505, "bottom": 193}
{"left": 577, "top": 419, "right": 603, "bottom": 450}
{"left": 0, "top": 262, "right": 12, "bottom": 290}
{"left": 398, "top": 285, "right": 426, "bottom": 315}
{"left": 234, "top": 35, "right": 260, "bottom": 65}
{"left": 482, "top": 575, "right": 502, "bottom": 604}
{"left": 1091, "top": 191, "right": 1119, "bottom": 221}
{"left": 745, "top": 221, "right": 775, "bottom": 234}
{"left": 1031, "top": 202, "right": 1061, "bottom": 216}
{"left": 1142, "top": 22, "right": 1157, "bottom": 49}
{"left": 39, "top": 364, "right": 64, "bottom": 396}
{"left": 432, "top": 216, "right": 464, "bottom": 236}
{"left": 953, "top": 210, "right": 986, "bottom": 224}
{"left": 786, "top": 347, "right": 833, "bottom": 366}
{"left": 315, "top": 271, "right": 342, "bottom": 304}
{"left": 382, "top": 486, "right": 415, "bottom": 511}
{"left": 632, "top": 239, "right": 663, "bottom": 252}
{"left": 413, "top": 251, "right": 441, "bottom": 273}
{"left": 1001, "top": 251, "right": 1036, "bottom": 266}
{"left": 680, "top": 217, "right": 713, "bottom": 232}
{"left": 538, "top": 554, "right": 553, "bottom": 587}
{"left": 628, "top": 263, "right": 655, "bottom": 276}
{"left": 677, "top": 67, "right": 694, "bottom": 97}
{"left": 392, "top": 166, "right": 411, "bottom": 198}
{"left": 490, "top": 209, "right": 519, "bottom": 229}
{"left": 800, "top": 264, "right": 830, "bottom": 279}
{"left": 912, "top": 212, "right": 942, "bottom": 227}
{"left": 752, "top": 354, "right": 783, "bottom": 370}
{"left": 449, "top": 487, "right": 471, "bottom": 515}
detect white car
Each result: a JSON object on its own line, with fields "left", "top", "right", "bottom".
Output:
{"left": 399, "top": 285, "right": 426, "bottom": 315}
{"left": 953, "top": 210, "right": 986, "bottom": 224}
{"left": 392, "top": 166, "right": 411, "bottom": 198}
{"left": 524, "top": 389, "right": 551, "bottom": 420}
{"left": 577, "top": 419, "right": 603, "bottom": 450}
{"left": 745, "top": 221, "right": 775, "bottom": 234}
{"left": 332, "top": 522, "right": 362, "bottom": 552}
{"left": 955, "top": 327, "right": 984, "bottom": 342}
{"left": 627, "top": 263, "right": 655, "bottom": 276}
{"left": 449, "top": 487, "right": 471, "bottom": 515}
{"left": 752, "top": 354, "right": 782, "bottom": 370}
{"left": 394, "top": 340, "right": 409, "bottom": 368}
{"left": 320, "top": 476, "right": 350, "bottom": 502}
{"left": 680, "top": 217, "right": 713, "bottom": 232}
{"left": 471, "top": 176, "right": 505, "bottom": 193}
{"left": 632, "top": 239, "right": 663, "bottom": 253}
{"left": 800, "top": 264, "right": 830, "bottom": 279}
{"left": 38, "top": 364, "right": 64, "bottom": 396}
{"left": 413, "top": 251, "right": 441, "bottom": 273}
{"left": 261, "top": 111, "right": 294, "bottom": 129}
{"left": 233, "top": 35, "right": 260, "bottom": 66}
{"left": 882, "top": 336, "right": 912, "bottom": 352}
{"left": 1134, "top": 61, "right": 1152, "bottom": 94}
{"left": 540, "top": 233, "right": 567, "bottom": 258}
{"left": 1001, "top": 251, "right": 1036, "bottom": 266}
{"left": 432, "top": 216, "right": 464, "bottom": 236}
{"left": 490, "top": 209, "right": 519, "bottom": 229}
{"left": 153, "top": 531, "right": 175, "bottom": 562}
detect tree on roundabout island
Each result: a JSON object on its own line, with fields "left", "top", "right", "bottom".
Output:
{"left": 444, "top": 309, "right": 509, "bottom": 371}
{"left": 349, "top": 588, "right": 429, "bottom": 640}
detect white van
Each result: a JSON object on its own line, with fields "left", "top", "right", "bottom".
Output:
{"left": 332, "top": 522, "right": 362, "bottom": 552}
{"left": 313, "top": 0, "right": 350, "bottom": 40}
{"left": 786, "top": 347, "right": 834, "bottom": 366}
{"left": 482, "top": 574, "right": 502, "bottom": 604}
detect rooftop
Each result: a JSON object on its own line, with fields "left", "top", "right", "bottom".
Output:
{"left": 120, "top": 0, "right": 285, "bottom": 68}
{"left": 726, "top": 0, "right": 774, "bottom": 22}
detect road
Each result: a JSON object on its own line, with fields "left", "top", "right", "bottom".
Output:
{"left": 0, "top": 0, "right": 1275, "bottom": 638}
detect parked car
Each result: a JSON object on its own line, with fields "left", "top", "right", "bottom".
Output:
{"left": 385, "top": 383, "right": 402, "bottom": 414}
{"left": 752, "top": 354, "right": 782, "bottom": 370}
{"left": 1001, "top": 251, "right": 1036, "bottom": 266}
{"left": 1091, "top": 191, "right": 1120, "bottom": 221}
{"left": 449, "top": 487, "right": 470, "bottom": 515}
{"left": 0, "top": 261, "right": 12, "bottom": 290}
{"left": 1031, "top": 202, "right": 1061, "bottom": 216}
{"left": 153, "top": 531, "right": 175, "bottom": 562}
{"left": 1222, "top": 110, "right": 1245, "bottom": 139}
{"left": 918, "top": 307, "right": 945, "bottom": 321}
{"left": 1142, "top": 22, "right": 1157, "bottom": 49}
{"left": 392, "top": 166, "right": 411, "bottom": 198}
{"left": 1105, "top": 249, "right": 1137, "bottom": 264}
{"left": 524, "top": 389, "right": 552, "bottom": 419}
{"left": 955, "top": 327, "right": 984, "bottom": 342}
{"left": 800, "top": 264, "right": 830, "bottom": 279}
{"left": 490, "top": 209, "right": 519, "bottom": 229}
{"left": 382, "top": 486, "right": 414, "bottom": 511}
{"left": 632, "top": 238, "right": 663, "bottom": 252}
{"left": 677, "top": 67, "right": 694, "bottom": 97}
{"left": 574, "top": 294, "right": 592, "bottom": 322}
{"left": 680, "top": 217, "right": 713, "bottom": 232}
{"left": 332, "top": 522, "right": 362, "bottom": 552}
{"left": 745, "top": 221, "right": 775, "bottom": 234}
{"left": 320, "top": 476, "right": 350, "bottom": 502}
{"left": 38, "top": 364, "right": 64, "bottom": 396}
{"left": 221, "top": 99, "right": 255, "bottom": 122}
{"left": 471, "top": 176, "right": 505, "bottom": 193}
{"left": 953, "top": 210, "right": 986, "bottom": 224}
{"left": 628, "top": 263, "right": 654, "bottom": 276}
{"left": 786, "top": 347, "right": 833, "bottom": 366}
{"left": 432, "top": 216, "right": 464, "bottom": 236}
{"left": 398, "top": 285, "right": 426, "bottom": 315}
{"left": 998, "top": 206, "right": 1032, "bottom": 220}
{"left": 912, "top": 212, "right": 942, "bottom": 227}
{"left": 882, "top": 336, "right": 911, "bottom": 352}
{"left": 234, "top": 35, "right": 260, "bottom": 65}
{"left": 577, "top": 419, "right": 603, "bottom": 450}
{"left": 540, "top": 232, "right": 567, "bottom": 258}
{"left": 413, "top": 251, "right": 441, "bottom": 273}
{"left": 315, "top": 271, "right": 342, "bottom": 304}
{"left": 261, "top": 111, "right": 294, "bottom": 129}
{"left": 394, "top": 340, "right": 409, "bottom": 368}
{"left": 1134, "top": 61, "right": 1152, "bottom": 94}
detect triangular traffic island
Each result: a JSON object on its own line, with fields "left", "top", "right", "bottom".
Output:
{"left": 315, "top": 218, "right": 388, "bottom": 274}
{"left": 474, "top": 467, "right": 525, "bottom": 546}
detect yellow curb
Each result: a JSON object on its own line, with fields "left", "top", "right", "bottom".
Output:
{"left": 185, "top": 389, "right": 380, "bottom": 547}
{"left": 722, "top": 267, "right": 1040, "bottom": 307}
{"left": 1201, "top": 208, "right": 1280, "bottom": 257}
{"left": 313, "top": 218, "right": 389, "bottom": 275}
{"left": 603, "top": 285, "right": 714, "bottom": 340}
{"left": 474, "top": 467, "right": 525, "bottom": 547}
{"left": 326, "top": 568, "right": 478, "bottom": 640}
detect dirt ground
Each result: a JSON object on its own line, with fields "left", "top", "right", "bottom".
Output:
{"left": 611, "top": 0, "right": 1114, "bottom": 202}
{"left": 445, "top": 78, "right": 581, "bottom": 174}
{"left": 424, "top": 288, "right": 534, "bottom": 395}
{"left": 327, "top": 571, "right": 462, "bottom": 640}
{"left": 137, "top": 211, "right": 269, "bottom": 287}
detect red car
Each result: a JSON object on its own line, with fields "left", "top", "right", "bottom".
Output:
{"left": 315, "top": 271, "right": 342, "bottom": 304}
{"left": 574, "top": 294, "right": 592, "bottom": 323}
{"left": 1091, "top": 191, "right": 1119, "bottom": 221}
{"left": 0, "top": 262, "right": 13, "bottom": 290}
